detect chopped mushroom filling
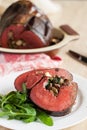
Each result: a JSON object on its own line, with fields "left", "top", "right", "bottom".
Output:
{"left": 8, "top": 31, "right": 26, "bottom": 48}
{"left": 45, "top": 76, "right": 70, "bottom": 96}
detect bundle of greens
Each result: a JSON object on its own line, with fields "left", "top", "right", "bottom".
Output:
{"left": 0, "top": 84, "right": 53, "bottom": 126}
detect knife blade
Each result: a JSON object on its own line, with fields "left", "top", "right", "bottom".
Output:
{"left": 68, "top": 50, "right": 87, "bottom": 64}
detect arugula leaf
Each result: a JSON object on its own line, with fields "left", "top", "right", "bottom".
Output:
{"left": 22, "top": 116, "right": 36, "bottom": 123}
{"left": 37, "top": 109, "right": 53, "bottom": 126}
{"left": 0, "top": 84, "right": 53, "bottom": 126}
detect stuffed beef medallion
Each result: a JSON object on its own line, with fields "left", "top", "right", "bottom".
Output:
{"left": 14, "top": 68, "right": 78, "bottom": 116}
{"left": 0, "top": 0, "right": 63, "bottom": 49}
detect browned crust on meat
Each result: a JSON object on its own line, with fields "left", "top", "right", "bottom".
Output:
{"left": 46, "top": 106, "right": 72, "bottom": 116}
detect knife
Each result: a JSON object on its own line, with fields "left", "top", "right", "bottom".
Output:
{"left": 68, "top": 50, "right": 87, "bottom": 64}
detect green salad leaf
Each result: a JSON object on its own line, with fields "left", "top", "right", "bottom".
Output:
{"left": 0, "top": 84, "right": 53, "bottom": 126}
{"left": 37, "top": 109, "right": 53, "bottom": 126}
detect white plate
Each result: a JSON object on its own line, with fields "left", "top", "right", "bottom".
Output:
{"left": 0, "top": 71, "right": 87, "bottom": 130}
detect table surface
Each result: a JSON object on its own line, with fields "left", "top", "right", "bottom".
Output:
{"left": 0, "top": 0, "right": 87, "bottom": 130}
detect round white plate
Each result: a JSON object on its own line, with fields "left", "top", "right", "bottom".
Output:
{"left": 0, "top": 71, "right": 87, "bottom": 130}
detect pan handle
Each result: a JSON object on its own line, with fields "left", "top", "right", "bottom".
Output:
{"left": 52, "top": 24, "right": 80, "bottom": 50}
{"left": 60, "top": 25, "right": 79, "bottom": 36}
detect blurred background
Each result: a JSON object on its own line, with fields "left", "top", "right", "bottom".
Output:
{"left": 0, "top": 0, "right": 60, "bottom": 12}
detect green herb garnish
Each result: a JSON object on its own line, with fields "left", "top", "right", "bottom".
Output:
{"left": 0, "top": 84, "right": 53, "bottom": 126}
